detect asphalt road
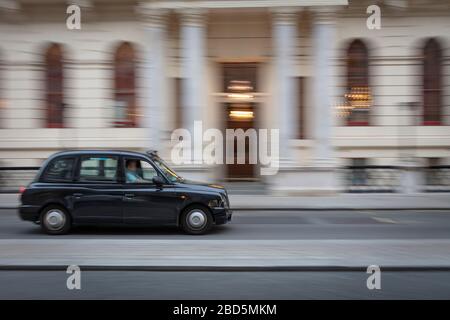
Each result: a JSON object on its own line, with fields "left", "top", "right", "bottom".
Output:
{"left": 2, "top": 209, "right": 450, "bottom": 299}
{"left": 1, "top": 208, "right": 450, "bottom": 240}
{"left": 1, "top": 270, "right": 450, "bottom": 299}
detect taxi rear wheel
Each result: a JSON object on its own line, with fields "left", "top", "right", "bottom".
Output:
{"left": 180, "top": 205, "right": 213, "bottom": 235}
{"left": 40, "top": 205, "right": 71, "bottom": 235}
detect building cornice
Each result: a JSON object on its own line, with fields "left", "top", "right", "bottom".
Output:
{"left": 144, "top": 0, "right": 348, "bottom": 10}
{"left": 136, "top": 3, "right": 168, "bottom": 28}
{"left": 178, "top": 8, "right": 206, "bottom": 27}
{"left": 0, "top": 0, "right": 24, "bottom": 23}
{"left": 271, "top": 8, "right": 299, "bottom": 25}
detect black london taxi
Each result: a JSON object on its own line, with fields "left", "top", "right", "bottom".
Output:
{"left": 19, "top": 150, "right": 231, "bottom": 235}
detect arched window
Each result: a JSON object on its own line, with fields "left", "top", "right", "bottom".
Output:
{"left": 423, "top": 38, "right": 442, "bottom": 125}
{"left": 0, "top": 50, "right": 3, "bottom": 128}
{"left": 45, "top": 43, "right": 64, "bottom": 128}
{"left": 114, "top": 42, "right": 136, "bottom": 127}
{"left": 345, "top": 39, "right": 371, "bottom": 126}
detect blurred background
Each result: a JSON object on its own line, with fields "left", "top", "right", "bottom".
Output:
{"left": 0, "top": 0, "right": 449, "bottom": 195}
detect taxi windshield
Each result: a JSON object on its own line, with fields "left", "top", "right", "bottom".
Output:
{"left": 152, "top": 155, "right": 184, "bottom": 183}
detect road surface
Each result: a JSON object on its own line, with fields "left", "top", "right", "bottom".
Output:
{"left": 1, "top": 208, "right": 450, "bottom": 240}
{"left": 1, "top": 208, "right": 450, "bottom": 299}
{"left": 1, "top": 270, "right": 450, "bottom": 299}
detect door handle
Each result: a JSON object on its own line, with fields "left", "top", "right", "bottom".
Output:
{"left": 73, "top": 193, "right": 83, "bottom": 199}
{"left": 124, "top": 193, "right": 135, "bottom": 199}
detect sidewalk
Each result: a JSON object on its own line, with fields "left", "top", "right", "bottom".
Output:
{"left": 1, "top": 239, "right": 450, "bottom": 270}
{"left": 0, "top": 193, "right": 19, "bottom": 209}
{"left": 2, "top": 193, "right": 450, "bottom": 210}
{"left": 230, "top": 193, "right": 450, "bottom": 210}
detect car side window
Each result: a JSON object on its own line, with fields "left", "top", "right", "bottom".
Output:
{"left": 79, "top": 156, "right": 118, "bottom": 183}
{"left": 42, "top": 157, "right": 75, "bottom": 182}
{"left": 124, "top": 158, "right": 159, "bottom": 184}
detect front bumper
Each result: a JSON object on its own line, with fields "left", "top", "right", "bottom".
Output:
{"left": 211, "top": 207, "right": 232, "bottom": 225}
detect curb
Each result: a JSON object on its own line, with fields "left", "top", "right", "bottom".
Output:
{"left": 231, "top": 207, "right": 450, "bottom": 211}
{"left": 1, "top": 265, "right": 450, "bottom": 272}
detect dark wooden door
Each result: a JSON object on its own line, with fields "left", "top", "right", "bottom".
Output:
{"left": 225, "top": 102, "right": 255, "bottom": 179}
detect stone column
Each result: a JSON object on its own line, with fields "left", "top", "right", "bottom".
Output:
{"left": 272, "top": 9, "right": 298, "bottom": 161}
{"left": 179, "top": 9, "right": 206, "bottom": 142}
{"left": 271, "top": 7, "right": 340, "bottom": 195}
{"left": 312, "top": 8, "right": 336, "bottom": 166}
{"left": 138, "top": 6, "right": 168, "bottom": 150}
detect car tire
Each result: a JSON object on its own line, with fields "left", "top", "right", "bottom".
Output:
{"left": 180, "top": 205, "right": 213, "bottom": 235}
{"left": 40, "top": 205, "right": 71, "bottom": 235}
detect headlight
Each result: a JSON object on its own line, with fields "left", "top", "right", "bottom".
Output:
{"left": 208, "top": 196, "right": 225, "bottom": 208}
{"left": 221, "top": 193, "right": 229, "bottom": 208}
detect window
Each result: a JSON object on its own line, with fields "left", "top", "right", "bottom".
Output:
{"left": 114, "top": 42, "right": 136, "bottom": 127}
{"left": 124, "top": 158, "right": 159, "bottom": 183}
{"left": 45, "top": 43, "right": 65, "bottom": 128}
{"left": 423, "top": 38, "right": 442, "bottom": 125}
{"left": 345, "top": 39, "right": 371, "bottom": 126}
{"left": 297, "top": 77, "right": 306, "bottom": 139}
{"left": 223, "top": 63, "right": 258, "bottom": 93}
{"left": 0, "top": 49, "right": 2, "bottom": 128}
{"left": 42, "top": 157, "right": 75, "bottom": 182}
{"left": 174, "top": 77, "right": 182, "bottom": 130}
{"left": 79, "top": 156, "right": 118, "bottom": 182}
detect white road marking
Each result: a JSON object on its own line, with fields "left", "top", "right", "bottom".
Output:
{"left": 372, "top": 217, "right": 397, "bottom": 224}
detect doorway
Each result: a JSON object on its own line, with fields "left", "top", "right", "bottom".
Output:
{"left": 222, "top": 63, "right": 259, "bottom": 180}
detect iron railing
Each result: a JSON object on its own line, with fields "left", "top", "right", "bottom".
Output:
{"left": 1, "top": 165, "right": 450, "bottom": 193}
{"left": 0, "top": 166, "right": 40, "bottom": 193}
{"left": 424, "top": 166, "right": 450, "bottom": 192}
{"left": 345, "top": 165, "right": 401, "bottom": 193}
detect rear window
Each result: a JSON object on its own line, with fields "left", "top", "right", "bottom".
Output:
{"left": 79, "top": 156, "right": 118, "bottom": 182}
{"left": 42, "top": 157, "right": 75, "bottom": 182}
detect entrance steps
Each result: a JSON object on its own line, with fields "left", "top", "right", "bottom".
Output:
{"left": 222, "top": 181, "right": 267, "bottom": 195}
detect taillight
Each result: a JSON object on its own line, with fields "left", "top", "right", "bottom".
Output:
{"left": 19, "top": 186, "right": 26, "bottom": 194}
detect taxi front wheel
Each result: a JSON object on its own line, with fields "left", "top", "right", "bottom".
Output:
{"left": 180, "top": 205, "right": 213, "bottom": 235}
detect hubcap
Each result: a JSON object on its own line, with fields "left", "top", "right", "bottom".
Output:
{"left": 44, "top": 209, "right": 66, "bottom": 231}
{"left": 187, "top": 210, "right": 206, "bottom": 229}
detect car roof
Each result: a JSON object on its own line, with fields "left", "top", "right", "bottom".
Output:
{"left": 50, "top": 150, "right": 150, "bottom": 158}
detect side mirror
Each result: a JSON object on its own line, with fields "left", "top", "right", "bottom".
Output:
{"left": 152, "top": 176, "right": 165, "bottom": 187}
